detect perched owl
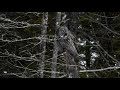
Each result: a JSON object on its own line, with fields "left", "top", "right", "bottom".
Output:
{"left": 56, "top": 26, "right": 79, "bottom": 63}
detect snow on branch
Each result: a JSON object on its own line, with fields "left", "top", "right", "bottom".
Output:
{"left": 0, "top": 16, "right": 41, "bottom": 29}
{"left": 79, "top": 66, "right": 120, "bottom": 73}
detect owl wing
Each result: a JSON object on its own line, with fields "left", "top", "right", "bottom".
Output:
{"left": 66, "top": 38, "right": 78, "bottom": 57}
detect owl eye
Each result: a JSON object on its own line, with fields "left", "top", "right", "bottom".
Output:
{"left": 64, "top": 33, "right": 67, "bottom": 36}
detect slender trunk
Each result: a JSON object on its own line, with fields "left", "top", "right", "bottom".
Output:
{"left": 85, "top": 40, "right": 91, "bottom": 69}
{"left": 39, "top": 12, "right": 48, "bottom": 78}
{"left": 66, "top": 12, "right": 79, "bottom": 35}
{"left": 51, "top": 12, "right": 61, "bottom": 78}
{"left": 65, "top": 12, "right": 79, "bottom": 78}
{"left": 65, "top": 52, "right": 79, "bottom": 78}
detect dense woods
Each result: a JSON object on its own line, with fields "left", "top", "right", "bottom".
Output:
{"left": 0, "top": 12, "right": 120, "bottom": 78}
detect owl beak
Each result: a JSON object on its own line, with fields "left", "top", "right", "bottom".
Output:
{"left": 60, "top": 35, "right": 64, "bottom": 38}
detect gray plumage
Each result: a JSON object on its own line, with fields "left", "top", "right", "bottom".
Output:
{"left": 56, "top": 26, "right": 79, "bottom": 62}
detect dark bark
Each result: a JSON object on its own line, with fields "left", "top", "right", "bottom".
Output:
{"left": 62, "top": 12, "right": 80, "bottom": 78}
{"left": 85, "top": 40, "right": 91, "bottom": 68}
{"left": 65, "top": 52, "right": 79, "bottom": 78}
{"left": 66, "top": 12, "right": 79, "bottom": 34}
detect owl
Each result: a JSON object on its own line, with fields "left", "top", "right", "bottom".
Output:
{"left": 56, "top": 26, "right": 79, "bottom": 63}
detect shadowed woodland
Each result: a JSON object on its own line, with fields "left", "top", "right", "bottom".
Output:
{"left": 0, "top": 12, "right": 120, "bottom": 78}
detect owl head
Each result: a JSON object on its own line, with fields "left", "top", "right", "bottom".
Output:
{"left": 57, "top": 26, "right": 75, "bottom": 40}
{"left": 57, "top": 26, "right": 68, "bottom": 39}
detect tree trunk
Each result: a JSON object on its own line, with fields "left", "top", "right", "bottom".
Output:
{"left": 51, "top": 12, "right": 61, "bottom": 78}
{"left": 65, "top": 52, "right": 79, "bottom": 78}
{"left": 65, "top": 12, "right": 79, "bottom": 78}
{"left": 38, "top": 12, "right": 48, "bottom": 78}
{"left": 85, "top": 40, "right": 91, "bottom": 69}
{"left": 66, "top": 12, "right": 79, "bottom": 35}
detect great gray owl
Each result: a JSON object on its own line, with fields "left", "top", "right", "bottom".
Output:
{"left": 56, "top": 26, "right": 79, "bottom": 63}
